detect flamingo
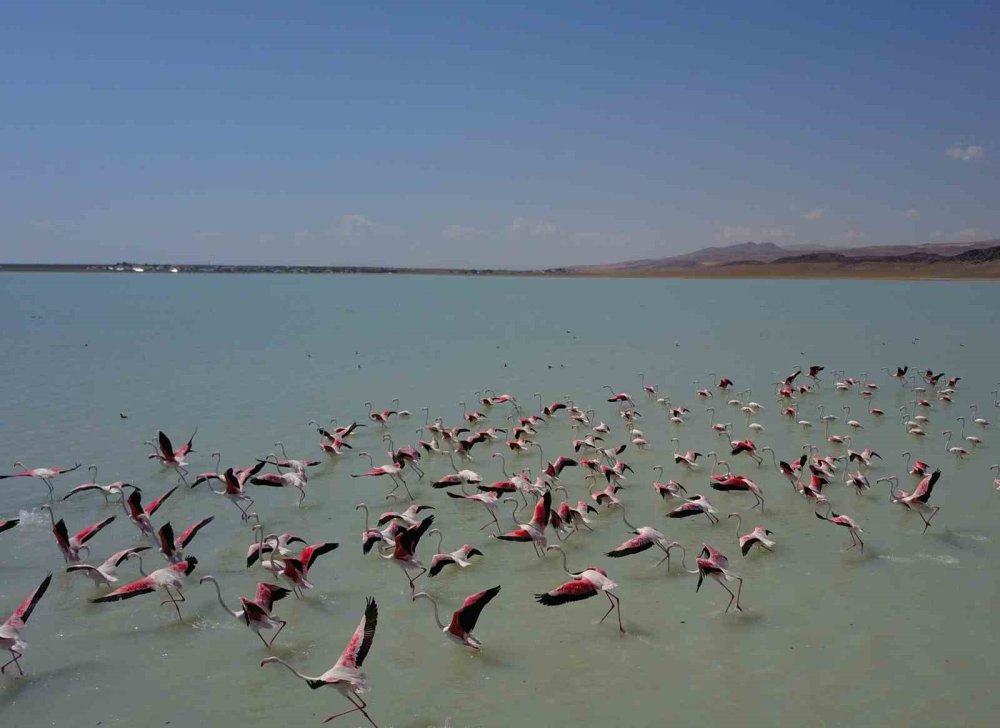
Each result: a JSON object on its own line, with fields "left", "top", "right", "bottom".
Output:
{"left": 356, "top": 503, "right": 400, "bottom": 553}
{"left": 123, "top": 486, "right": 177, "bottom": 537}
{"left": 432, "top": 454, "right": 482, "bottom": 491}
{"left": 991, "top": 464, "right": 1000, "bottom": 489}
{"left": 445, "top": 490, "right": 503, "bottom": 534}
{"left": 412, "top": 585, "right": 501, "bottom": 650}
{"left": 815, "top": 503, "right": 865, "bottom": 551}
{"left": 66, "top": 547, "right": 148, "bottom": 588}
{"left": 651, "top": 464, "right": 687, "bottom": 500}
{"left": 710, "top": 473, "right": 765, "bottom": 511}
{"left": 667, "top": 494, "right": 720, "bottom": 524}
{"left": 39, "top": 504, "right": 115, "bottom": 563}
{"left": 730, "top": 439, "right": 763, "bottom": 466}
{"left": 969, "top": 404, "right": 990, "bottom": 427}
{"left": 62, "top": 464, "right": 137, "bottom": 504}
{"left": 351, "top": 452, "right": 411, "bottom": 500}
{"left": 695, "top": 543, "right": 744, "bottom": 612}
{"left": 376, "top": 503, "right": 435, "bottom": 528}
{"left": 606, "top": 508, "right": 687, "bottom": 571}
{"left": 496, "top": 491, "right": 552, "bottom": 556}
{"left": 843, "top": 406, "right": 864, "bottom": 429}
{"left": 267, "top": 442, "right": 321, "bottom": 474}
{"left": 382, "top": 515, "right": 435, "bottom": 595}
{"left": 956, "top": 418, "right": 983, "bottom": 446}
{"left": 727, "top": 514, "right": 775, "bottom": 556}
{"left": 252, "top": 469, "right": 309, "bottom": 506}
{"left": 195, "top": 466, "right": 260, "bottom": 520}
{"left": 260, "top": 597, "right": 379, "bottom": 726}
{"left": 1, "top": 573, "right": 52, "bottom": 675}
{"left": 199, "top": 576, "right": 291, "bottom": 647}
{"left": 878, "top": 469, "right": 942, "bottom": 531}
{"left": 536, "top": 545, "right": 624, "bottom": 632}
{"left": 365, "top": 401, "right": 396, "bottom": 426}
{"left": 426, "top": 528, "right": 483, "bottom": 577}
{"left": 942, "top": 431, "right": 968, "bottom": 458}
{"left": 157, "top": 518, "right": 215, "bottom": 563}
{"left": 0, "top": 462, "right": 80, "bottom": 497}
{"left": 147, "top": 430, "right": 196, "bottom": 481}
{"left": 92, "top": 557, "right": 199, "bottom": 620}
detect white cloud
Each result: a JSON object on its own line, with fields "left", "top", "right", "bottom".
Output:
{"left": 801, "top": 208, "right": 826, "bottom": 221}
{"left": 509, "top": 217, "right": 563, "bottom": 239}
{"left": 718, "top": 225, "right": 792, "bottom": 243}
{"left": 841, "top": 229, "right": 866, "bottom": 242}
{"left": 903, "top": 209, "right": 919, "bottom": 219}
{"left": 955, "top": 227, "right": 989, "bottom": 240}
{"left": 442, "top": 224, "right": 484, "bottom": 242}
{"left": 946, "top": 145, "right": 984, "bottom": 161}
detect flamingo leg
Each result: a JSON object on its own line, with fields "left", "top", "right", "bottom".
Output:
{"left": 322, "top": 699, "right": 363, "bottom": 724}
{"left": 267, "top": 619, "right": 287, "bottom": 646}
{"left": 719, "top": 580, "right": 738, "bottom": 613}
{"left": 348, "top": 693, "right": 379, "bottom": 728}
{"left": 921, "top": 506, "right": 940, "bottom": 533}
{"left": 160, "top": 586, "right": 184, "bottom": 619}
{"left": 1, "top": 650, "right": 24, "bottom": 675}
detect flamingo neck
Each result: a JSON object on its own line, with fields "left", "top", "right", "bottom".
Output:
{"left": 414, "top": 592, "right": 446, "bottom": 631}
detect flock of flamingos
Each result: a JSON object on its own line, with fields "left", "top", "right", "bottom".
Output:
{"left": 1, "top": 365, "right": 998, "bottom": 725}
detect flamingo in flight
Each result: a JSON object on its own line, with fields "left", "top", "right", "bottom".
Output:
{"left": 157, "top": 518, "right": 215, "bottom": 563}
{"left": 710, "top": 473, "right": 765, "bottom": 511}
{"left": 413, "top": 585, "right": 501, "bottom": 650}
{"left": 727, "top": 514, "right": 775, "bottom": 556}
{"left": 535, "top": 545, "right": 624, "bottom": 632}
{"left": 200, "top": 576, "right": 291, "bottom": 647}
{"left": 667, "top": 494, "right": 720, "bottom": 524}
{"left": 260, "top": 597, "right": 379, "bottom": 727}
{"left": 1, "top": 462, "right": 80, "bottom": 497}
{"left": 1, "top": 573, "right": 52, "bottom": 675}
{"left": 382, "top": 515, "right": 435, "bottom": 595}
{"left": 124, "top": 486, "right": 177, "bottom": 537}
{"left": 426, "top": 528, "right": 483, "bottom": 577}
{"left": 92, "top": 557, "right": 199, "bottom": 620}
{"left": 63, "top": 464, "right": 137, "bottom": 504}
{"left": 66, "top": 547, "right": 149, "bottom": 588}
{"left": 251, "top": 468, "right": 309, "bottom": 506}
{"left": 606, "top": 508, "right": 688, "bottom": 571}
{"left": 147, "top": 430, "right": 196, "bottom": 481}
{"left": 40, "top": 504, "right": 115, "bottom": 563}
{"left": 815, "top": 503, "right": 865, "bottom": 552}
{"left": 695, "top": 543, "right": 744, "bottom": 613}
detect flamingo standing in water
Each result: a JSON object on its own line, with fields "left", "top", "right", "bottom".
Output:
{"left": 727, "top": 514, "right": 775, "bottom": 556}
{"left": 199, "top": 576, "right": 291, "bottom": 647}
{"left": 412, "top": 585, "right": 501, "bottom": 650}
{"left": 535, "top": 545, "right": 624, "bottom": 632}
{"left": 0, "top": 462, "right": 80, "bottom": 497}
{"left": 39, "top": 504, "right": 115, "bottom": 563}
{"left": 695, "top": 543, "right": 744, "bottom": 612}
{"left": 260, "top": 597, "right": 379, "bottom": 727}
{"left": 1, "top": 573, "right": 52, "bottom": 675}
{"left": 92, "top": 557, "right": 199, "bottom": 620}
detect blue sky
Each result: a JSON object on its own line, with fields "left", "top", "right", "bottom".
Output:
{"left": 2, "top": 1, "right": 997, "bottom": 267}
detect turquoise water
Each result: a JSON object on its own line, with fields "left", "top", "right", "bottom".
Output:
{"left": 1, "top": 273, "right": 998, "bottom": 727}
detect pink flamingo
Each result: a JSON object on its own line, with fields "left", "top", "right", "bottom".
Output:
{"left": 147, "top": 430, "right": 196, "bottom": 481}
{"left": 124, "top": 485, "right": 177, "bottom": 536}
{"left": 260, "top": 597, "right": 379, "bottom": 726}
{"left": 496, "top": 490, "right": 552, "bottom": 556}
{"left": 194, "top": 466, "right": 260, "bottom": 520}
{"left": 39, "top": 504, "right": 115, "bottom": 563}
{"left": 199, "top": 576, "right": 291, "bottom": 647}
{"left": 92, "top": 557, "right": 199, "bottom": 620}
{"left": 727, "top": 514, "right": 775, "bottom": 556}
{"left": 382, "top": 515, "right": 435, "bottom": 595}
{"left": 695, "top": 543, "right": 744, "bottom": 612}
{"left": 413, "top": 585, "right": 501, "bottom": 650}
{"left": 606, "top": 508, "right": 688, "bottom": 571}
{"left": 157, "top": 517, "right": 214, "bottom": 563}
{"left": 710, "top": 474, "right": 765, "bottom": 511}
{"left": 667, "top": 494, "right": 720, "bottom": 524}
{"left": 535, "top": 545, "right": 624, "bottom": 632}
{"left": 351, "top": 452, "right": 411, "bottom": 500}
{"left": 1, "top": 462, "right": 80, "bottom": 497}
{"left": 426, "top": 529, "right": 483, "bottom": 577}
{"left": 815, "top": 503, "right": 865, "bottom": 551}
{"left": 445, "top": 489, "right": 503, "bottom": 534}
{"left": 877, "top": 469, "right": 942, "bottom": 531}
{"left": 1, "top": 573, "right": 52, "bottom": 675}
{"left": 66, "top": 547, "right": 148, "bottom": 588}
{"left": 355, "top": 503, "right": 400, "bottom": 553}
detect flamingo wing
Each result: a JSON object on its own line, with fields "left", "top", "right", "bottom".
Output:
{"left": 125, "top": 489, "right": 145, "bottom": 518}
{"left": 62, "top": 483, "right": 105, "bottom": 500}
{"left": 52, "top": 518, "right": 72, "bottom": 550}
{"left": 535, "top": 578, "right": 597, "bottom": 605}
{"left": 239, "top": 596, "right": 269, "bottom": 624}
{"left": 336, "top": 597, "right": 378, "bottom": 670}
{"left": 157, "top": 523, "right": 177, "bottom": 558}
{"left": 251, "top": 473, "right": 285, "bottom": 487}
{"left": 175, "top": 430, "right": 196, "bottom": 458}
{"left": 157, "top": 431, "right": 176, "bottom": 460}
{"left": 452, "top": 585, "right": 501, "bottom": 635}
{"left": 913, "top": 469, "right": 941, "bottom": 503}
{"left": 108, "top": 546, "right": 149, "bottom": 568}
{"left": 74, "top": 515, "right": 116, "bottom": 544}
{"left": 0, "top": 518, "right": 19, "bottom": 534}
{"left": 397, "top": 515, "right": 434, "bottom": 556}
{"left": 428, "top": 553, "right": 457, "bottom": 577}
{"left": 177, "top": 516, "right": 215, "bottom": 548}
{"left": 299, "top": 542, "right": 339, "bottom": 570}
{"left": 496, "top": 528, "right": 533, "bottom": 542}
{"left": 145, "top": 486, "right": 177, "bottom": 516}
{"left": 530, "top": 489, "right": 552, "bottom": 529}
{"left": 91, "top": 573, "right": 157, "bottom": 603}
{"left": 237, "top": 460, "right": 267, "bottom": 486}
{"left": 253, "top": 582, "right": 291, "bottom": 611}
{"left": 4, "top": 573, "right": 52, "bottom": 628}
{"left": 606, "top": 534, "right": 655, "bottom": 557}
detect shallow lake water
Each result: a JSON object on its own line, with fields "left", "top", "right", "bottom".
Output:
{"left": 1, "top": 273, "right": 998, "bottom": 727}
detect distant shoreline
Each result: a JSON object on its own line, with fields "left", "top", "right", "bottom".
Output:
{"left": 2, "top": 262, "right": 999, "bottom": 281}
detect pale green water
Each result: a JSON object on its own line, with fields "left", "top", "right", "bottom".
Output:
{"left": 1, "top": 273, "right": 998, "bottom": 727}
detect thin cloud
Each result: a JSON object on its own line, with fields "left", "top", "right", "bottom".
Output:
{"left": 801, "top": 208, "right": 826, "bottom": 221}
{"left": 946, "top": 145, "right": 984, "bottom": 161}
{"left": 955, "top": 227, "right": 989, "bottom": 240}
{"left": 718, "top": 225, "right": 792, "bottom": 243}
{"left": 442, "top": 224, "right": 484, "bottom": 242}
{"left": 903, "top": 209, "right": 919, "bottom": 218}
